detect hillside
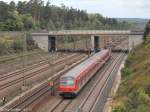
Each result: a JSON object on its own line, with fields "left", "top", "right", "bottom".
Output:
{"left": 117, "top": 18, "right": 148, "bottom": 31}
{"left": 117, "top": 18, "right": 148, "bottom": 24}
{"left": 112, "top": 21, "right": 150, "bottom": 112}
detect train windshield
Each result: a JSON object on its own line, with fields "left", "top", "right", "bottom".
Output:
{"left": 60, "top": 77, "right": 74, "bottom": 86}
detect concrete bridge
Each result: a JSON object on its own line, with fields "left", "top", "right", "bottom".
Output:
{"left": 32, "top": 30, "right": 131, "bottom": 36}
{"left": 32, "top": 30, "right": 144, "bottom": 52}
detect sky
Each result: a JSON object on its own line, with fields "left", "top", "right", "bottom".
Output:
{"left": 2, "top": 0, "right": 150, "bottom": 19}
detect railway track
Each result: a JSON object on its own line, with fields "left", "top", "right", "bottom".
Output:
{"left": 0, "top": 53, "right": 74, "bottom": 81}
{"left": 0, "top": 54, "right": 84, "bottom": 91}
{"left": 49, "top": 99, "right": 72, "bottom": 112}
{"left": 0, "top": 50, "right": 43, "bottom": 63}
{"left": 76, "top": 53, "right": 126, "bottom": 112}
{"left": 0, "top": 54, "right": 87, "bottom": 112}
{"left": 0, "top": 52, "right": 68, "bottom": 75}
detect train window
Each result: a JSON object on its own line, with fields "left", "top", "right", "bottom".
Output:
{"left": 60, "top": 77, "right": 74, "bottom": 86}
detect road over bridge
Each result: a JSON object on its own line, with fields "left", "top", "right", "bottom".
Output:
{"left": 32, "top": 30, "right": 131, "bottom": 36}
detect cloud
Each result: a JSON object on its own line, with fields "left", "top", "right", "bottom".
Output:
{"left": 112, "top": 0, "right": 150, "bottom": 9}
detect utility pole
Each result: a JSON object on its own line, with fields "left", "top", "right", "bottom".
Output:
{"left": 73, "top": 37, "right": 75, "bottom": 50}
{"left": 127, "top": 35, "right": 130, "bottom": 53}
{"left": 65, "top": 36, "right": 68, "bottom": 52}
{"left": 22, "top": 32, "right": 27, "bottom": 87}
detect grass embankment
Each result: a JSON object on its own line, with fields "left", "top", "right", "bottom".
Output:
{"left": 112, "top": 44, "right": 150, "bottom": 112}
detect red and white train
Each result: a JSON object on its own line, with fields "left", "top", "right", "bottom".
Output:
{"left": 58, "top": 49, "right": 111, "bottom": 98}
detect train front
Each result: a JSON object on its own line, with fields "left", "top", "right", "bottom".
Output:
{"left": 59, "top": 76, "right": 77, "bottom": 98}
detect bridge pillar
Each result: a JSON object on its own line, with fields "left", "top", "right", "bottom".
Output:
{"left": 32, "top": 35, "right": 49, "bottom": 52}
{"left": 48, "top": 36, "right": 56, "bottom": 52}
{"left": 91, "top": 35, "right": 100, "bottom": 52}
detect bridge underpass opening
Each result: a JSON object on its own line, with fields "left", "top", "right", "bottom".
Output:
{"left": 91, "top": 35, "right": 102, "bottom": 52}
{"left": 48, "top": 36, "right": 56, "bottom": 52}
{"left": 93, "top": 36, "right": 100, "bottom": 52}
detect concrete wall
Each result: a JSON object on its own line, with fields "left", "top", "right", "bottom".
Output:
{"left": 91, "top": 35, "right": 100, "bottom": 51}
{"left": 32, "top": 35, "right": 49, "bottom": 52}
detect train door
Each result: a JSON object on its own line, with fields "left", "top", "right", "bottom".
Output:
{"left": 78, "top": 76, "right": 83, "bottom": 90}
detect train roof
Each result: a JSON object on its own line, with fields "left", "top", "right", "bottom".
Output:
{"left": 61, "top": 49, "right": 109, "bottom": 79}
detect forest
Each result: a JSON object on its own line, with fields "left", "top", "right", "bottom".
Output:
{"left": 0, "top": 0, "right": 132, "bottom": 31}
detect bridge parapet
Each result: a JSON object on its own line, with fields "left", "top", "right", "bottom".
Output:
{"left": 48, "top": 30, "right": 131, "bottom": 36}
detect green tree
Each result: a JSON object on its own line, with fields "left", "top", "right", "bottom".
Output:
{"left": 0, "top": 1, "right": 9, "bottom": 21}
{"left": 4, "top": 11, "right": 24, "bottom": 31}
{"left": 9, "top": 1, "right": 16, "bottom": 11}
{"left": 21, "top": 14, "right": 37, "bottom": 30}
{"left": 144, "top": 20, "right": 150, "bottom": 41}
{"left": 17, "top": 1, "right": 28, "bottom": 14}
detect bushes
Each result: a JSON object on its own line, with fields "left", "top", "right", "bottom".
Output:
{"left": 134, "top": 105, "right": 150, "bottom": 112}
{"left": 0, "top": 38, "right": 13, "bottom": 54}
{"left": 113, "top": 87, "right": 150, "bottom": 112}
{"left": 112, "top": 106, "right": 124, "bottom": 112}
{"left": 0, "top": 33, "right": 37, "bottom": 55}
{"left": 0, "top": 41, "right": 7, "bottom": 55}
{"left": 26, "top": 32, "right": 38, "bottom": 50}
{"left": 12, "top": 38, "right": 23, "bottom": 52}
{"left": 144, "top": 20, "right": 150, "bottom": 41}
{"left": 128, "top": 106, "right": 150, "bottom": 112}
{"left": 121, "top": 68, "right": 133, "bottom": 78}
{"left": 144, "top": 84, "right": 150, "bottom": 96}
{"left": 0, "top": 37, "right": 23, "bottom": 54}
{"left": 127, "top": 88, "right": 150, "bottom": 107}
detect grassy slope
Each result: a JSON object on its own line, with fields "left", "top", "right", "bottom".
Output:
{"left": 112, "top": 44, "right": 150, "bottom": 112}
